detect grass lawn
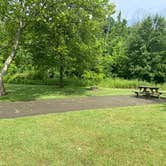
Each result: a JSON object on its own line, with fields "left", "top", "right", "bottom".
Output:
{"left": 0, "top": 84, "right": 134, "bottom": 101}
{"left": 1, "top": 84, "right": 166, "bottom": 102}
{"left": 0, "top": 104, "right": 165, "bottom": 165}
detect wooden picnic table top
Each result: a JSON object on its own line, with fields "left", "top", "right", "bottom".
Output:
{"left": 138, "top": 86, "right": 159, "bottom": 90}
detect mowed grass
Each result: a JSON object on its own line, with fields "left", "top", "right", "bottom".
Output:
{"left": 0, "top": 104, "right": 165, "bottom": 165}
{"left": 1, "top": 84, "right": 166, "bottom": 102}
{"left": 0, "top": 84, "right": 133, "bottom": 101}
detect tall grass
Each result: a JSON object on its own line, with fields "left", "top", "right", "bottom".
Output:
{"left": 4, "top": 73, "right": 166, "bottom": 90}
{"left": 99, "top": 78, "right": 166, "bottom": 90}
{"left": 99, "top": 78, "right": 151, "bottom": 89}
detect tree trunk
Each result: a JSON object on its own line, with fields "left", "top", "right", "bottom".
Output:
{"left": 59, "top": 64, "right": 64, "bottom": 88}
{"left": 0, "top": 74, "right": 5, "bottom": 96}
{"left": 59, "top": 53, "right": 65, "bottom": 88}
{"left": 0, "top": 21, "right": 23, "bottom": 96}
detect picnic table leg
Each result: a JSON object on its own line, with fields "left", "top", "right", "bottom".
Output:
{"left": 136, "top": 92, "right": 139, "bottom": 97}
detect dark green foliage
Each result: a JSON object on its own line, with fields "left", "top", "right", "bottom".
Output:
{"left": 0, "top": 0, "right": 165, "bottom": 87}
{"left": 124, "top": 15, "right": 166, "bottom": 82}
{"left": 103, "top": 12, "right": 128, "bottom": 77}
{"left": 154, "top": 72, "right": 165, "bottom": 84}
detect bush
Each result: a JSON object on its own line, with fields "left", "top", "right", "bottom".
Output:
{"left": 82, "top": 71, "right": 104, "bottom": 85}
{"left": 4, "top": 72, "right": 92, "bottom": 86}
{"left": 153, "top": 72, "right": 165, "bottom": 84}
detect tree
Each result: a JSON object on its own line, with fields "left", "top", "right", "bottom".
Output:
{"left": 27, "top": 0, "right": 115, "bottom": 87}
{"left": 103, "top": 12, "right": 128, "bottom": 77}
{"left": 126, "top": 15, "right": 166, "bottom": 82}
{"left": 0, "top": 0, "right": 46, "bottom": 95}
{"left": 0, "top": 0, "right": 24, "bottom": 95}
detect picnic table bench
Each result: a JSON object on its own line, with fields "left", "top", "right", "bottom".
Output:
{"left": 134, "top": 85, "right": 163, "bottom": 98}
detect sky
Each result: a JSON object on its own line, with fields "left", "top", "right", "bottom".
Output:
{"left": 111, "top": 0, "right": 166, "bottom": 24}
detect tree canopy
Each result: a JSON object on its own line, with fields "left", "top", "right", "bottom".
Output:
{"left": 0, "top": 0, "right": 165, "bottom": 95}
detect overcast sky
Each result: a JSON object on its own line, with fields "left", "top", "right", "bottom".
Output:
{"left": 111, "top": 0, "right": 166, "bottom": 24}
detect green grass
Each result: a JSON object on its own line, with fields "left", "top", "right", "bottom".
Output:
{"left": 0, "top": 104, "right": 165, "bottom": 165}
{"left": 0, "top": 84, "right": 133, "bottom": 101}
{"left": 99, "top": 78, "right": 166, "bottom": 90}
{"left": 0, "top": 83, "right": 165, "bottom": 102}
{"left": 99, "top": 78, "right": 150, "bottom": 88}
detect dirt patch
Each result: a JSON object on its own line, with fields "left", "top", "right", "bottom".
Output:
{"left": 0, "top": 95, "right": 165, "bottom": 119}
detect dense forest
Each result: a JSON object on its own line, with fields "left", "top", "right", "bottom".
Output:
{"left": 0, "top": 0, "right": 166, "bottom": 95}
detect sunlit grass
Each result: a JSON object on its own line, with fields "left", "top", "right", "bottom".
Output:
{"left": 0, "top": 104, "right": 165, "bottom": 165}
{"left": 0, "top": 81, "right": 165, "bottom": 102}
{"left": 0, "top": 84, "right": 133, "bottom": 101}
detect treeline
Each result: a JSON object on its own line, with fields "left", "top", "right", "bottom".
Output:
{"left": 0, "top": 0, "right": 166, "bottom": 95}
{"left": 105, "top": 13, "right": 166, "bottom": 84}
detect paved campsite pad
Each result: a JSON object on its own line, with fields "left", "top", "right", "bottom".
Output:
{"left": 0, "top": 95, "right": 165, "bottom": 119}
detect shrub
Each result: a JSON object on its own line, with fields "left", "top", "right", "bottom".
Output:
{"left": 153, "top": 72, "right": 165, "bottom": 84}
{"left": 82, "top": 71, "right": 104, "bottom": 85}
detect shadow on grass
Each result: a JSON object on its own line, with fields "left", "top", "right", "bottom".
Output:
{"left": 132, "top": 95, "right": 166, "bottom": 112}
{"left": 0, "top": 84, "right": 90, "bottom": 102}
{"left": 1, "top": 84, "right": 165, "bottom": 103}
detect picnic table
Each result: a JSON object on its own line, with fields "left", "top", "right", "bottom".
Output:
{"left": 134, "top": 85, "right": 162, "bottom": 98}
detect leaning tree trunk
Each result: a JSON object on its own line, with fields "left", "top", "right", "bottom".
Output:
{"left": 0, "top": 21, "right": 23, "bottom": 96}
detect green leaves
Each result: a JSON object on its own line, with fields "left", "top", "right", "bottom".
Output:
{"left": 126, "top": 15, "right": 166, "bottom": 82}
{"left": 4, "top": 0, "right": 165, "bottom": 87}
